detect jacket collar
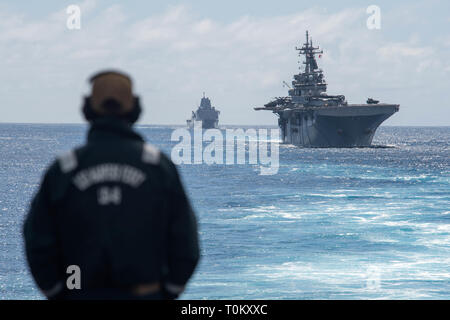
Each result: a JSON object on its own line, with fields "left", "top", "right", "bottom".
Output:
{"left": 87, "top": 117, "right": 144, "bottom": 143}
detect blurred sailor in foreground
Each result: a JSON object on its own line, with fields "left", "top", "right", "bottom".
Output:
{"left": 23, "top": 70, "right": 200, "bottom": 300}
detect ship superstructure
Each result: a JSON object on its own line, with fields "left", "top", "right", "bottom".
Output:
{"left": 255, "top": 31, "right": 399, "bottom": 147}
{"left": 187, "top": 93, "right": 220, "bottom": 129}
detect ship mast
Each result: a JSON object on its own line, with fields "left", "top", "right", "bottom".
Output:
{"left": 296, "top": 30, "right": 323, "bottom": 74}
{"left": 290, "top": 30, "right": 326, "bottom": 97}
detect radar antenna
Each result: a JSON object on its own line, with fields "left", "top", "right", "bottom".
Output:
{"left": 295, "top": 30, "right": 323, "bottom": 73}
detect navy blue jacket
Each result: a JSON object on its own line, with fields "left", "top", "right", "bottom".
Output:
{"left": 23, "top": 118, "right": 199, "bottom": 299}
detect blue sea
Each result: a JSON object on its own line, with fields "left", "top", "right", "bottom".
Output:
{"left": 0, "top": 124, "right": 449, "bottom": 299}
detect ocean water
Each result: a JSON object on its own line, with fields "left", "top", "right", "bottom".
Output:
{"left": 0, "top": 124, "right": 449, "bottom": 299}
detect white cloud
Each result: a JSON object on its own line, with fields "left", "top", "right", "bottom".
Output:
{"left": 0, "top": 3, "right": 448, "bottom": 125}
{"left": 192, "top": 19, "right": 214, "bottom": 34}
{"left": 377, "top": 43, "right": 433, "bottom": 58}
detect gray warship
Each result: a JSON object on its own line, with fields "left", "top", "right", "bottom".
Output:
{"left": 187, "top": 93, "right": 220, "bottom": 129}
{"left": 255, "top": 31, "right": 399, "bottom": 147}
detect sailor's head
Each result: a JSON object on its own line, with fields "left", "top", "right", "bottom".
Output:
{"left": 83, "top": 70, "right": 141, "bottom": 124}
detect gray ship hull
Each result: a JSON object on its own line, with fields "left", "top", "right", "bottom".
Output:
{"left": 279, "top": 104, "right": 399, "bottom": 147}
{"left": 201, "top": 120, "right": 219, "bottom": 129}
{"left": 187, "top": 119, "right": 219, "bottom": 129}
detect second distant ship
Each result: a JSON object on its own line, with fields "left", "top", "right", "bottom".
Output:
{"left": 187, "top": 93, "right": 220, "bottom": 129}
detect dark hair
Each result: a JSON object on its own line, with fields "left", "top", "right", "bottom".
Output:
{"left": 101, "top": 98, "right": 123, "bottom": 115}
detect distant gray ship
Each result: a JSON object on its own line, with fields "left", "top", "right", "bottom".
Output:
{"left": 187, "top": 93, "right": 220, "bottom": 129}
{"left": 255, "top": 31, "right": 399, "bottom": 147}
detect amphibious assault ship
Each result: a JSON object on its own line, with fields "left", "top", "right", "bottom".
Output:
{"left": 255, "top": 31, "right": 399, "bottom": 147}
{"left": 187, "top": 93, "right": 220, "bottom": 129}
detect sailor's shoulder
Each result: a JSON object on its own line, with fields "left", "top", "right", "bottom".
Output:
{"left": 55, "top": 146, "right": 88, "bottom": 175}
{"left": 141, "top": 143, "right": 164, "bottom": 166}
{"left": 141, "top": 144, "right": 177, "bottom": 176}
{"left": 140, "top": 143, "right": 180, "bottom": 184}
{"left": 57, "top": 149, "right": 78, "bottom": 174}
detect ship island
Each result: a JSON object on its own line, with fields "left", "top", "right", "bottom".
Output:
{"left": 255, "top": 31, "right": 399, "bottom": 147}
{"left": 187, "top": 93, "right": 220, "bottom": 129}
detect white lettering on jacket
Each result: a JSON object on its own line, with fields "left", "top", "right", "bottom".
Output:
{"left": 73, "top": 163, "right": 146, "bottom": 191}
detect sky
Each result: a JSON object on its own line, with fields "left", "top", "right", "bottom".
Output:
{"left": 0, "top": 0, "right": 449, "bottom": 125}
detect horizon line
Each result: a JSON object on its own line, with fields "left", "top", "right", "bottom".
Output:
{"left": 0, "top": 122, "right": 449, "bottom": 128}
